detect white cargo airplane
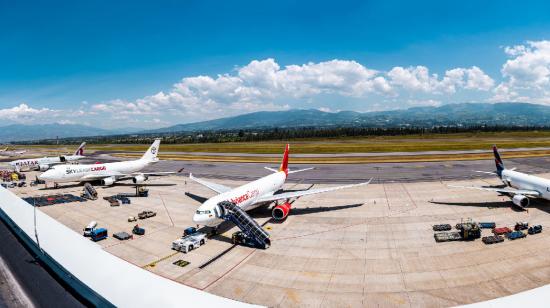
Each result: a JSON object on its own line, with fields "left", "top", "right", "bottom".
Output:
{"left": 10, "top": 142, "right": 86, "bottom": 172}
{"left": 38, "top": 139, "right": 175, "bottom": 186}
{"left": 0, "top": 147, "right": 26, "bottom": 157}
{"left": 191, "top": 144, "right": 371, "bottom": 228}
{"left": 450, "top": 145, "right": 550, "bottom": 209}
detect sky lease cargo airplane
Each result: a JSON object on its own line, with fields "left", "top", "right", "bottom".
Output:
{"left": 38, "top": 139, "right": 177, "bottom": 186}
{"left": 190, "top": 144, "right": 372, "bottom": 228}
{"left": 449, "top": 145, "right": 550, "bottom": 209}
{"left": 10, "top": 142, "right": 86, "bottom": 172}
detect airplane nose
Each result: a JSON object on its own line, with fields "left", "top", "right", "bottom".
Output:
{"left": 193, "top": 213, "right": 205, "bottom": 224}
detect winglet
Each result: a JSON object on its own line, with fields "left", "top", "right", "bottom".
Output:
{"left": 279, "top": 144, "right": 289, "bottom": 175}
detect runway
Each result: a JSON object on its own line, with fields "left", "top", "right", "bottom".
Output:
{"left": 88, "top": 153, "right": 550, "bottom": 184}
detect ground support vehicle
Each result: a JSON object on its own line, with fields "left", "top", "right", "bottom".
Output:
{"left": 138, "top": 210, "right": 156, "bottom": 219}
{"left": 90, "top": 228, "right": 108, "bottom": 242}
{"left": 514, "top": 222, "right": 529, "bottom": 231}
{"left": 482, "top": 235, "right": 504, "bottom": 244}
{"left": 507, "top": 231, "right": 526, "bottom": 240}
{"left": 172, "top": 232, "right": 207, "bottom": 253}
{"left": 493, "top": 227, "right": 512, "bottom": 235}
{"left": 434, "top": 232, "right": 462, "bottom": 242}
{"left": 479, "top": 222, "right": 496, "bottom": 229}
{"left": 456, "top": 221, "right": 481, "bottom": 240}
{"left": 528, "top": 225, "right": 543, "bottom": 235}
{"left": 113, "top": 232, "right": 133, "bottom": 240}
{"left": 432, "top": 224, "right": 452, "bottom": 231}
{"left": 132, "top": 225, "right": 145, "bottom": 235}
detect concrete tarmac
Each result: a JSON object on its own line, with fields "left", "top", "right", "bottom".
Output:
{"left": 8, "top": 169, "right": 550, "bottom": 307}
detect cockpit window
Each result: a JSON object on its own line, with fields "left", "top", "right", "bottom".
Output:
{"left": 195, "top": 210, "right": 211, "bottom": 214}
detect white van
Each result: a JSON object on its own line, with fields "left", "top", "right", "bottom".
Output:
{"left": 83, "top": 221, "right": 98, "bottom": 237}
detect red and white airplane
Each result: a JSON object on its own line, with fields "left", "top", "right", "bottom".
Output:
{"left": 191, "top": 144, "right": 371, "bottom": 227}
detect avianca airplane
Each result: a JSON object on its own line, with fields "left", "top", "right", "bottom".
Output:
{"left": 191, "top": 144, "right": 371, "bottom": 228}
{"left": 38, "top": 139, "right": 176, "bottom": 186}
{"left": 450, "top": 145, "right": 550, "bottom": 209}
{"left": 10, "top": 142, "right": 86, "bottom": 172}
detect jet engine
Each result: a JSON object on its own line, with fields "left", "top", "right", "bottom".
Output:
{"left": 101, "top": 177, "right": 116, "bottom": 186}
{"left": 39, "top": 164, "right": 50, "bottom": 171}
{"left": 132, "top": 174, "right": 148, "bottom": 184}
{"left": 512, "top": 194, "right": 529, "bottom": 208}
{"left": 272, "top": 202, "right": 292, "bottom": 220}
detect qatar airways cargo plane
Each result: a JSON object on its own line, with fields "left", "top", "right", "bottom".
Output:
{"left": 190, "top": 144, "right": 371, "bottom": 228}
{"left": 450, "top": 145, "right": 550, "bottom": 209}
{"left": 38, "top": 139, "right": 177, "bottom": 186}
{"left": 10, "top": 142, "right": 86, "bottom": 172}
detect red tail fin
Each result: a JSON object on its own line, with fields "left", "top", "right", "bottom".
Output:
{"left": 279, "top": 144, "right": 289, "bottom": 175}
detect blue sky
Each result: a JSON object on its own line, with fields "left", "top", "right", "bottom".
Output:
{"left": 1, "top": 0, "right": 550, "bottom": 128}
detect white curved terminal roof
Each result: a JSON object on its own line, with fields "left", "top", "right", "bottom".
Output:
{"left": 0, "top": 187, "right": 256, "bottom": 307}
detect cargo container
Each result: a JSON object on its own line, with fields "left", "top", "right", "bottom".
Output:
{"left": 493, "top": 227, "right": 512, "bottom": 235}
{"left": 506, "top": 231, "right": 526, "bottom": 240}
{"left": 482, "top": 235, "right": 504, "bottom": 244}
{"left": 528, "top": 225, "right": 543, "bottom": 235}
{"left": 434, "top": 232, "right": 462, "bottom": 242}
{"left": 432, "top": 224, "right": 452, "bottom": 231}
{"left": 479, "top": 222, "right": 496, "bottom": 229}
{"left": 514, "top": 222, "right": 529, "bottom": 231}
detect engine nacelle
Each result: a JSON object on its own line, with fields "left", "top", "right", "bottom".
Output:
{"left": 101, "top": 177, "right": 116, "bottom": 186}
{"left": 132, "top": 174, "right": 148, "bottom": 184}
{"left": 512, "top": 194, "right": 529, "bottom": 208}
{"left": 39, "top": 164, "right": 50, "bottom": 171}
{"left": 272, "top": 202, "right": 292, "bottom": 220}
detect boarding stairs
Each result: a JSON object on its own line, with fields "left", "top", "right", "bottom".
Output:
{"left": 81, "top": 183, "right": 98, "bottom": 200}
{"left": 218, "top": 201, "right": 271, "bottom": 248}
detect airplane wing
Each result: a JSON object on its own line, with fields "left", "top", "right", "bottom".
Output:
{"left": 448, "top": 185, "right": 541, "bottom": 197}
{"left": 264, "top": 167, "right": 314, "bottom": 174}
{"left": 189, "top": 173, "right": 232, "bottom": 194}
{"left": 256, "top": 179, "right": 372, "bottom": 203}
{"left": 80, "top": 170, "right": 182, "bottom": 181}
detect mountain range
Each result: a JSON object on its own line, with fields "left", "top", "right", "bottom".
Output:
{"left": 143, "top": 102, "right": 550, "bottom": 133}
{"left": 0, "top": 124, "right": 135, "bottom": 142}
{"left": 2, "top": 103, "right": 550, "bottom": 142}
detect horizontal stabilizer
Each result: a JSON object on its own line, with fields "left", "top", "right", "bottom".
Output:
{"left": 474, "top": 170, "right": 497, "bottom": 175}
{"left": 288, "top": 167, "right": 314, "bottom": 174}
{"left": 448, "top": 185, "right": 541, "bottom": 197}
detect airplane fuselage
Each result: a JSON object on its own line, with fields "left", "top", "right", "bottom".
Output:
{"left": 193, "top": 171, "right": 287, "bottom": 227}
{"left": 10, "top": 155, "right": 84, "bottom": 171}
{"left": 39, "top": 159, "right": 153, "bottom": 183}
{"left": 501, "top": 169, "right": 550, "bottom": 200}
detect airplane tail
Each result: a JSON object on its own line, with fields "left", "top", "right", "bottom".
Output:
{"left": 493, "top": 145, "right": 505, "bottom": 177}
{"left": 279, "top": 144, "right": 289, "bottom": 175}
{"left": 74, "top": 142, "right": 86, "bottom": 156}
{"left": 141, "top": 139, "right": 161, "bottom": 162}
